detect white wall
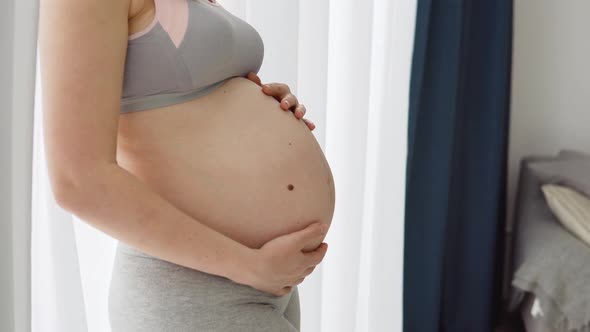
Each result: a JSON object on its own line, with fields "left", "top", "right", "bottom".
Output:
{"left": 507, "top": 0, "right": 590, "bottom": 231}
{"left": 504, "top": 0, "right": 590, "bottom": 300}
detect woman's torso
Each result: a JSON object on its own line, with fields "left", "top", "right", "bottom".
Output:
{"left": 120, "top": 0, "right": 335, "bottom": 250}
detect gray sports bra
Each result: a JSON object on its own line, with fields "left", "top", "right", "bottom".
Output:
{"left": 121, "top": 0, "right": 264, "bottom": 113}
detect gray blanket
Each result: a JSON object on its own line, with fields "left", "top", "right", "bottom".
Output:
{"left": 509, "top": 150, "right": 590, "bottom": 332}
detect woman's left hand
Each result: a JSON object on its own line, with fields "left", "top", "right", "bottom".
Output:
{"left": 246, "top": 72, "right": 316, "bottom": 131}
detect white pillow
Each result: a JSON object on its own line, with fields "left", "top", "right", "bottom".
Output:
{"left": 541, "top": 184, "right": 590, "bottom": 247}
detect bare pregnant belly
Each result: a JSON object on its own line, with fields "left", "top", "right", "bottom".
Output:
{"left": 116, "top": 76, "right": 335, "bottom": 250}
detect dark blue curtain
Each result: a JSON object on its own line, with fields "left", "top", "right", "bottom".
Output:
{"left": 403, "top": 1, "right": 513, "bottom": 331}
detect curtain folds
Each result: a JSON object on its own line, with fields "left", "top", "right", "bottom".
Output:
{"left": 404, "top": 1, "right": 514, "bottom": 331}
{"left": 3, "top": 0, "right": 38, "bottom": 330}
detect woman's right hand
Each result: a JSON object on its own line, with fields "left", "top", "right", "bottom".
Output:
{"left": 244, "top": 222, "right": 329, "bottom": 296}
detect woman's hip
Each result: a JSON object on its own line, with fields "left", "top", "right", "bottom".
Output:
{"left": 108, "top": 241, "right": 300, "bottom": 331}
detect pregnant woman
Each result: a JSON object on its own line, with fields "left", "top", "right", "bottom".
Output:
{"left": 38, "top": 0, "right": 335, "bottom": 330}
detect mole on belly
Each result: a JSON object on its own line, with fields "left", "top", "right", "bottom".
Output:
{"left": 287, "top": 184, "right": 294, "bottom": 191}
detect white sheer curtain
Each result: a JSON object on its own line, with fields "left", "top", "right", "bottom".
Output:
{"left": 31, "top": 0, "right": 417, "bottom": 331}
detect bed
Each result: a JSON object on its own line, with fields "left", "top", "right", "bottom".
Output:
{"left": 508, "top": 150, "right": 590, "bottom": 332}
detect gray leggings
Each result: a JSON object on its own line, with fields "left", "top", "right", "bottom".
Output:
{"left": 108, "top": 241, "right": 300, "bottom": 332}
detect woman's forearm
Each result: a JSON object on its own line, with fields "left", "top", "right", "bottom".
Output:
{"left": 53, "top": 162, "right": 256, "bottom": 285}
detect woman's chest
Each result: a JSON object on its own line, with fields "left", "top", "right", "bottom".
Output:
{"left": 122, "top": 0, "right": 264, "bottom": 106}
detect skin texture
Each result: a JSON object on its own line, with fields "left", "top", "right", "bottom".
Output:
{"left": 38, "top": 0, "right": 333, "bottom": 296}
{"left": 115, "top": 75, "right": 335, "bottom": 249}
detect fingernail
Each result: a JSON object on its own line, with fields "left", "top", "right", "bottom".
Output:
{"left": 263, "top": 84, "right": 270, "bottom": 90}
{"left": 284, "top": 100, "right": 290, "bottom": 107}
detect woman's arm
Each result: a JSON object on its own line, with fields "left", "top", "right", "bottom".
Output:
{"left": 38, "top": 0, "right": 327, "bottom": 296}
{"left": 38, "top": 0, "right": 254, "bottom": 284}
